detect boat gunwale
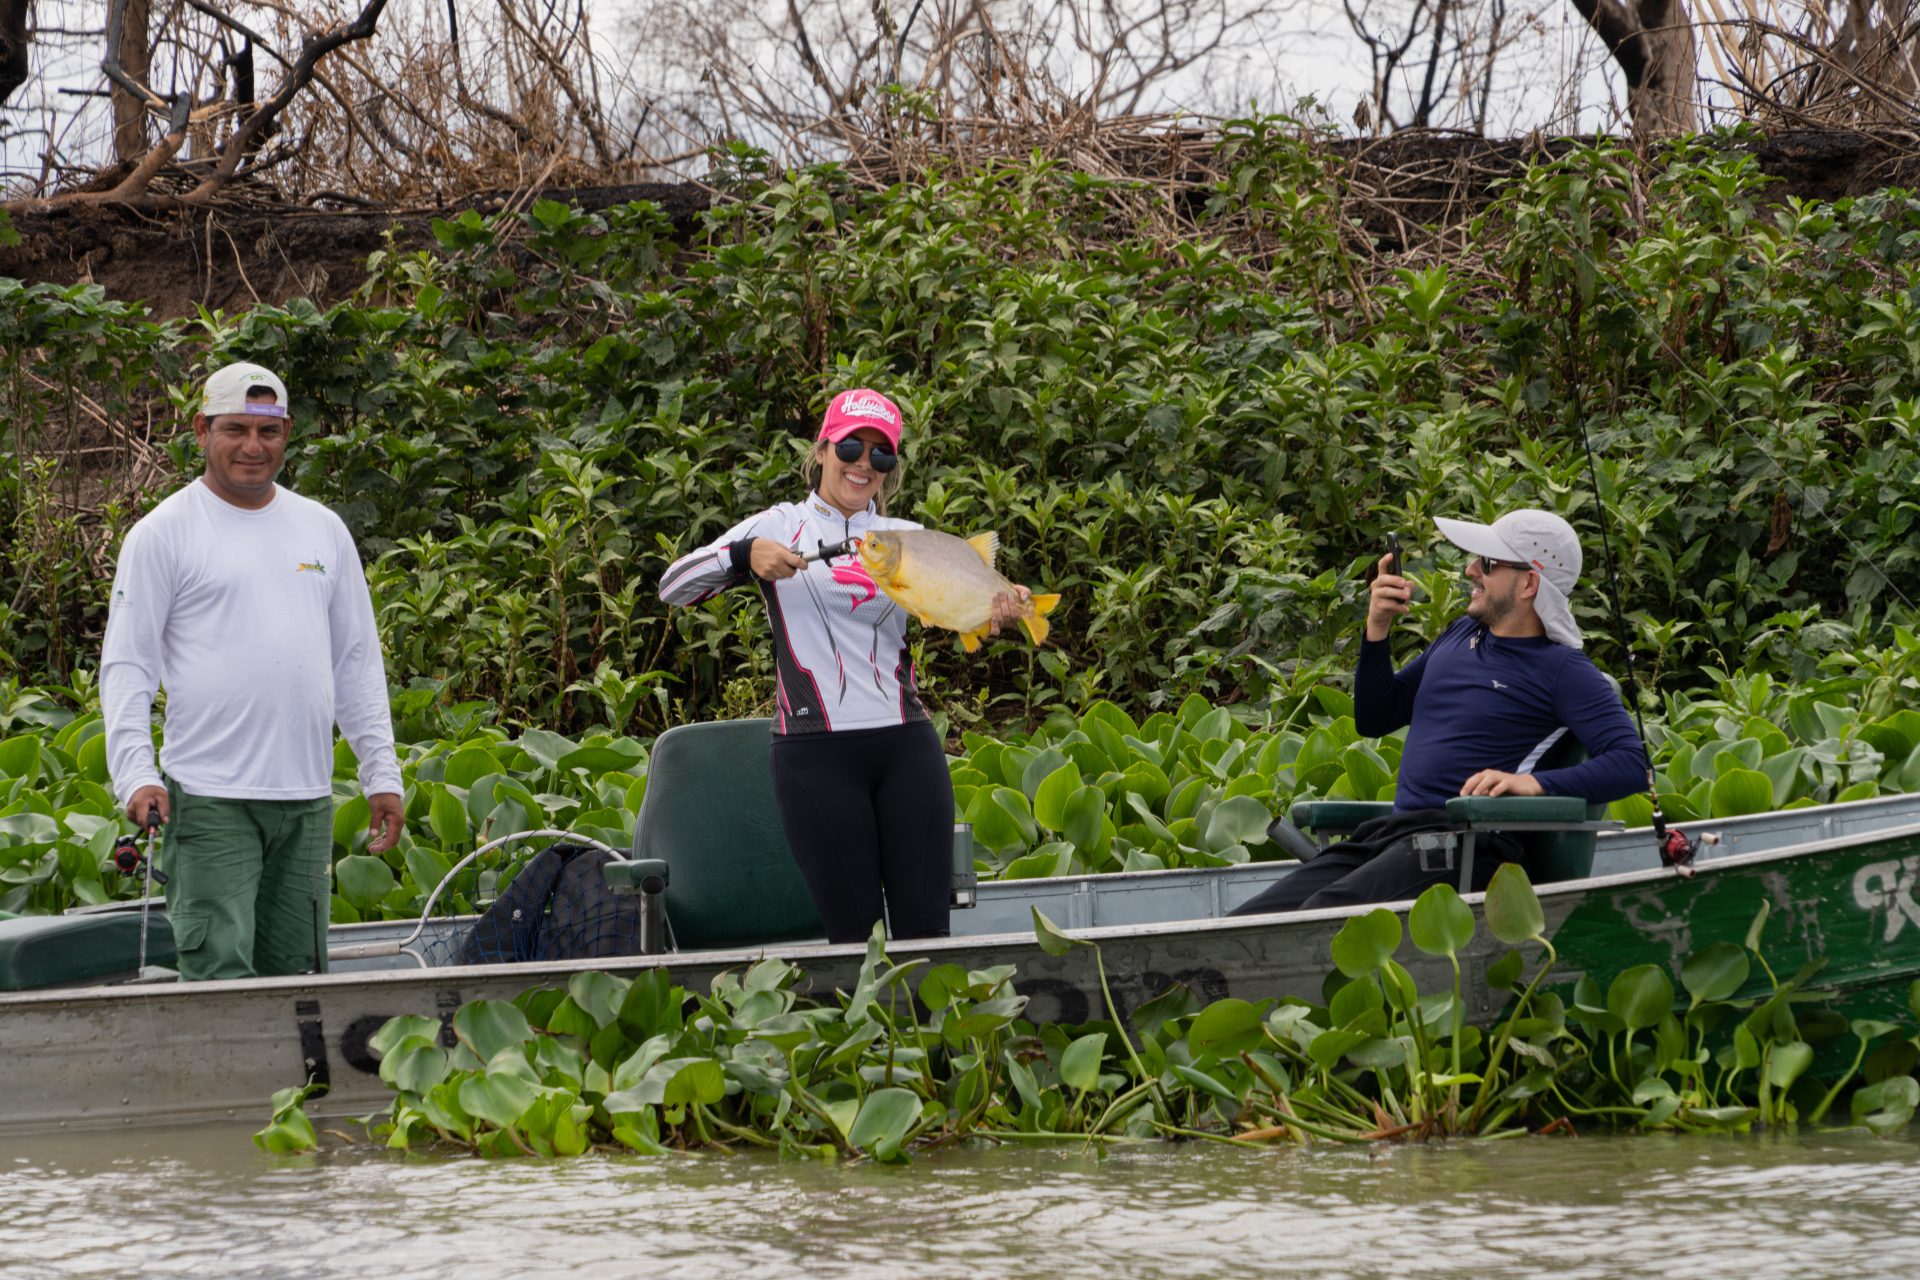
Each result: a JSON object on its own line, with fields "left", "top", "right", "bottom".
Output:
{"left": 7, "top": 817, "right": 1918, "bottom": 1013}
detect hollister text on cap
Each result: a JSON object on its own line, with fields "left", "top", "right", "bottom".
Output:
{"left": 200, "top": 363, "right": 290, "bottom": 419}
{"left": 817, "top": 389, "right": 902, "bottom": 450}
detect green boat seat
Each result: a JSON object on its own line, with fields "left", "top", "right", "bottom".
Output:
{"left": 0, "top": 910, "right": 177, "bottom": 992}
{"left": 1289, "top": 714, "right": 1619, "bottom": 885}
{"left": 630, "top": 717, "right": 823, "bottom": 949}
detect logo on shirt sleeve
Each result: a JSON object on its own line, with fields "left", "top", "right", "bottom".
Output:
{"left": 296, "top": 559, "right": 327, "bottom": 575}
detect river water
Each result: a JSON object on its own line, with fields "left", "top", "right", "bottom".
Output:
{"left": 5, "top": 1126, "right": 1919, "bottom": 1278}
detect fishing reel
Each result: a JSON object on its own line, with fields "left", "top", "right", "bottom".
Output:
{"left": 105, "top": 834, "right": 168, "bottom": 886}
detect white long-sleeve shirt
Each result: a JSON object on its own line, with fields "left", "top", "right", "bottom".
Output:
{"left": 659, "top": 493, "right": 930, "bottom": 735}
{"left": 100, "top": 479, "right": 404, "bottom": 803}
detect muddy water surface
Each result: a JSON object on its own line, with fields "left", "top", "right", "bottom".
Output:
{"left": 6, "top": 1125, "right": 1919, "bottom": 1278}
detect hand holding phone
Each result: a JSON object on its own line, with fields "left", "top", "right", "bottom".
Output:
{"left": 1366, "top": 533, "right": 1409, "bottom": 641}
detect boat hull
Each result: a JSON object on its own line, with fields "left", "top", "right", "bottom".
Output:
{"left": 5, "top": 821, "right": 1919, "bottom": 1135}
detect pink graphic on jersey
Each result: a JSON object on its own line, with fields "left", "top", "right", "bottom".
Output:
{"left": 831, "top": 557, "right": 878, "bottom": 610}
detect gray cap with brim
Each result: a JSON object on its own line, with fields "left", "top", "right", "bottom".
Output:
{"left": 1434, "top": 510, "right": 1584, "bottom": 649}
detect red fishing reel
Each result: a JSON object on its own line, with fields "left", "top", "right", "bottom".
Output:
{"left": 105, "top": 832, "right": 168, "bottom": 885}
{"left": 109, "top": 834, "right": 144, "bottom": 875}
{"left": 1658, "top": 827, "right": 1696, "bottom": 868}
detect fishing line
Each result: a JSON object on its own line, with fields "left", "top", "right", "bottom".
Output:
{"left": 1554, "top": 191, "right": 1919, "bottom": 865}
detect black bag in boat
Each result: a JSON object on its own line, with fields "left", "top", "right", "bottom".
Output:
{"left": 456, "top": 842, "right": 641, "bottom": 964}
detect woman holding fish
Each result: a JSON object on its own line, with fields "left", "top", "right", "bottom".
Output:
{"left": 659, "top": 389, "right": 1058, "bottom": 943}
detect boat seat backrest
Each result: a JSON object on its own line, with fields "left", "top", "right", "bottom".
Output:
{"left": 1518, "top": 729, "right": 1607, "bottom": 883}
{"left": 631, "top": 718, "right": 823, "bottom": 949}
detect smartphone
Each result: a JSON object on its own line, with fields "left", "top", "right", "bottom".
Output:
{"left": 1385, "top": 533, "right": 1402, "bottom": 579}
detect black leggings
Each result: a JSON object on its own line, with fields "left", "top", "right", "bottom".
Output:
{"left": 769, "top": 721, "right": 954, "bottom": 943}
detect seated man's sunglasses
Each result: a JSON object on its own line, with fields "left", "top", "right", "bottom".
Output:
{"left": 833, "top": 437, "right": 898, "bottom": 472}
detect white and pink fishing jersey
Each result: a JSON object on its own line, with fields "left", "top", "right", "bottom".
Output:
{"left": 659, "top": 493, "right": 930, "bottom": 736}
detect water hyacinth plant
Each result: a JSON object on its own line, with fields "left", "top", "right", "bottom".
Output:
{"left": 254, "top": 867, "right": 1920, "bottom": 1160}
{"left": 3, "top": 656, "right": 1919, "bottom": 913}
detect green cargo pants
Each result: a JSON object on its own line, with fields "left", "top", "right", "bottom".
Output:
{"left": 162, "top": 779, "right": 334, "bottom": 981}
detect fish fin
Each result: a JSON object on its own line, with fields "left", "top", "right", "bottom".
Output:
{"left": 966, "top": 532, "right": 1000, "bottom": 569}
{"left": 959, "top": 629, "right": 984, "bottom": 654}
{"left": 1028, "top": 592, "right": 1061, "bottom": 617}
{"left": 1018, "top": 613, "right": 1050, "bottom": 647}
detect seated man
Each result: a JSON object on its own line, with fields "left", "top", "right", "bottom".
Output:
{"left": 1232, "top": 508, "right": 1647, "bottom": 914}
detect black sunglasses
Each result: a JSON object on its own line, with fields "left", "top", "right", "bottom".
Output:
{"left": 1473, "top": 555, "right": 1533, "bottom": 575}
{"left": 833, "top": 437, "right": 898, "bottom": 472}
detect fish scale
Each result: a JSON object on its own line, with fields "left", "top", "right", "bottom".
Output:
{"left": 856, "top": 528, "right": 1061, "bottom": 651}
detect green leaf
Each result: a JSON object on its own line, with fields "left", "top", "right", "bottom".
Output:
{"left": 1032, "top": 762, "right": 1083, "bottom": 832}
{"left": 515, "top": 729, "right": 577, "bottom": 771}
{"left": 1061, "top": 784, "right": 1107, "bottom": 855}
{"left": 662, "top": 1059, "right": 726, "bottom": 1106}
{"left": 446, "top": 746, "right": 505, "bottom": 789}
{"left": 555, "top": 745, "right": 645, "bottom": 774}
{"left": 1766, "top": 1041, "right": 1814, "bottom": 1089}
{"left": 0, "top": 735, "right": 41, "bottom": 783}
{"left": 847, "top": 1087, "right": 923, "bottom": 1155}
{"left": 404, "top": 846, "right": 453, "bottom": 900}
{"left": 966, "top": 786, "right": 1028, "bottom": 854}
{"left": 1606, "top": 964, "right": 1674, "bottom": 1032}
{"left": 1021, "top": 748, "right": 1070, "bottom": 801}
{"left": 458, "top": 1069, "right": 537, "bottom": 1128}
{"left": 1681, "top": 942, "right": 1749, "bottom": 1005}
{"left": 369, "top": 1014, "right": 441, "bottom": 1060}
{"left": 1744, "top": 900, "right": 1771, "bottom": 954}
{"left": 1340, "top": 743, "right": 1391, "bottom": 801}
{"left": 335, "top": 854, "right": 395, "bottom": 912}
{"left": 1329, "top": 908, "right": 1401, "bottom": 977}
{"left": 453, "top": 1000, "right": 534, "bottom": 1061}
{"left": 1059, "top": 1032, "right": 1107, "bottom": 1091}
{"left": 330, "top": 795, "right": 370, "bottom": 856}
{"left": 1709, "top": 768, "right": 1774, "bottom": 818}
{"left": 1408, "top": 883, "right": 1475, "bottom": 958}
{"left": 1202, "top": 795, "right": 1272, "bottom": 851}
{"left": 1031, "top": 906, "right": 1083, "bottom": 957}
{"left": 1307, "top": 1028, "right": 1368, "bottom": 1072}
{"left": 1187, "top": 998, "right": 1270, "bottom": 1059}
{"left": 381, "top": 1040, "right": 451, "bottom": 1095}
{"left": 1483, "top": 862, "right": 1544, "bottom": 944}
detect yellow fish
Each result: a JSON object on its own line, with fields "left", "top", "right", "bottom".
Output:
{"left": 856, "top": 529, "right": 1062, "bottom": 653}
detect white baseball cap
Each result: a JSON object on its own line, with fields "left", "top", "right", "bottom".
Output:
{"left": 200, "top": 362, "right": 290, "bottom": 418}
{"left": 1434, "top": 509, "right": 1584, "bottom": 648}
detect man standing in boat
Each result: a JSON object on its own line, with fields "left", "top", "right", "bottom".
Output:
{"left": 100, "top": 362, "right": 404, "bottom": 981}
{"left": 1234, "top": 509, "right": 1647, "bottom": 913}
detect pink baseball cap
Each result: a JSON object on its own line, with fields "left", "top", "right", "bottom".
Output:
{"left": 817, "top": 389, "right": 902, "bottom": 450}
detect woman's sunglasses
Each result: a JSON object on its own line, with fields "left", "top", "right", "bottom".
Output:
{"left": 833, "top": 438, "right": 898, "bottom": 472}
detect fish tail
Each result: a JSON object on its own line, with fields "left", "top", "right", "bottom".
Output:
{"left": 1019, "top": 594, "right": 1060, "bottom": 646}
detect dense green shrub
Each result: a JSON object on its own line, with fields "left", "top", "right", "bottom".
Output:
{"left": 2, "top": 126, "right": 1917, "bottom": 744}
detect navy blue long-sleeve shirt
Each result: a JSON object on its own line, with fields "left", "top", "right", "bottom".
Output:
{"left": 1357, "top": 617, "right": 1648, "bottom": 811}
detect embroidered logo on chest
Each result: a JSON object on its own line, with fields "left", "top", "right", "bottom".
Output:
{"left": 831, "top": 557, "right": 877, "bottom": 610}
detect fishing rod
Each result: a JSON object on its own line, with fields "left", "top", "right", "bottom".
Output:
{"left": 105, "top": 804, "right": 169, "bottom": 978}
{"left": 1553, "top": 278, "right": 1703, "bottom": 873}
{"left": 1557, "top": 173, "right": 1919, "bottom": 873}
